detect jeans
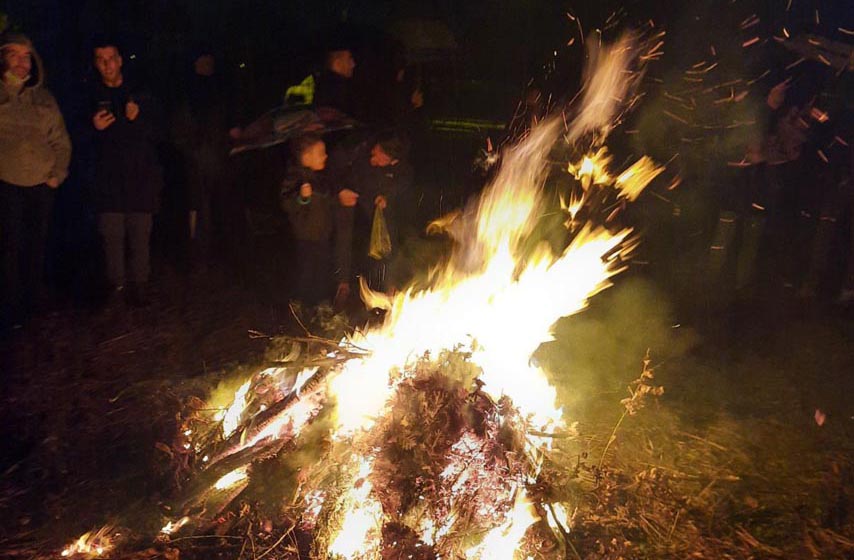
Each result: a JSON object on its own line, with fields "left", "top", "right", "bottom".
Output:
{"left": 97, "top": 212, "right": 153, "bottom": 287}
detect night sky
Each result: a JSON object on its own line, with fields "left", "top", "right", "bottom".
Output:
{"left": 3, "top": 1, "right": 852, "bottom": 122}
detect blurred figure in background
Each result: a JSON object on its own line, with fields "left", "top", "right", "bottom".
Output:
{"left": 314, "top": 48, "right": 356, "bottom": 120}
{"left": 178, "top": 50, "right": 233, "bottom": 271}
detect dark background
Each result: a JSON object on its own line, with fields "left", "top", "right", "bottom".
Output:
{"left": 5, "top": 0, "right": 850, "bottom": 122}
{"left": 2, "top": 0, "right": 852, "bottom": 302}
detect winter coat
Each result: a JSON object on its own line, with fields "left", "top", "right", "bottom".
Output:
{"left": 314, "top": 70, "right": 355, "bottom": 118}
{"left": 0, "top": 75, "right": 71, "bottom": 187}
{"left": 350, "top": 158, "right": 413, "bottom": 238}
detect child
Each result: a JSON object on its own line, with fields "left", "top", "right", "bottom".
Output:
{"left": 281, "top": 134, "right": 333, "bottom": 304}
{"left": 348, "top": 132, "right": 413, "bottom": 293}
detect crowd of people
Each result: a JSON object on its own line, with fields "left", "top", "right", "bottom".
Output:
{"left": 700, "top": 75, "right": 854, "bottom": 306}
{"left": 2, "top": 26, "right": 852, "bottom": 334}
{"left": 0, "top": 31, "right": 424, "bottom": 331}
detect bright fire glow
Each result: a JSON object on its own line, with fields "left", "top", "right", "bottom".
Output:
{"left": 160, "top": 516, "right": 191, "bottom": 536}
{"left": 328, "top": 458, "right": 383, "bottom": 558}
{"left": 60, "top": 526, "right": 115, "bottom": 558}
{"left": 568, "top": 148, "right": 613, "bottom": 190}
{"left": 545, "top": 503, "right": 571, "bottom": 535}
{"left": 465, "top": 490, "right": 539, "bottom": 559}
{"left": 221, "top": 379, "right": 251, "bottom": 437}
{"left": 561, "top": 191, "right": 584, "bottom": 222}
{"left": 616, "top": 156, "right": 665, "bottom": 201}
{"left": 213, "top": 466, "right": 249, "bottom": 490}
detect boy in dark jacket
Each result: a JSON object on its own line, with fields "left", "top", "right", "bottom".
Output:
{"left": 343, "top": 133, "right": 413, "bottom": 293}
{"left": 281, "top": 134, "right": 333, "bottom": 304}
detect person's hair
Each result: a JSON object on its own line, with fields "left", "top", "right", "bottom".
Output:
{"left": 92, "top": 35, "right": 122, "bottom": 55}
{"left": 0, "top": 32, "right": 33, "bottom": 70}
{"left": 290, "top": 133, "right": 324, "bottom": 163}
{"left": 375, "top": 131, "right": 409, "bottom": 161}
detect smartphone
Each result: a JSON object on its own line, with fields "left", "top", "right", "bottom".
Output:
{"left": 96, "top": 100, "right": 113, "bottom": 114}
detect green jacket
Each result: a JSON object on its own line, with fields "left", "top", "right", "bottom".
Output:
{"left": 0, "top": 79, "right": 71, "bottom": 187}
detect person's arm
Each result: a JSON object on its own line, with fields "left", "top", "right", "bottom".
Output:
{"left": 129, "top": 86, "right": 164, "bottom": 142}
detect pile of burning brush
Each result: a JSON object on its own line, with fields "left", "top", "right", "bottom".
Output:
{"left": 163, "top": 341, "right": 568, "bottom": 559}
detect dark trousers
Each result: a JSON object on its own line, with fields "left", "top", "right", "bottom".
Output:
{"left": 295, "top": 240, "right": 330, "bottom": 304}
{"left": 97, "top": 212, "right": 153, "bottom": 287}
{"left": 0, "top": 182, "right": 54, "bottom": 318}
{"left": 189, "top": 165, "right": 231, "bottom": 261}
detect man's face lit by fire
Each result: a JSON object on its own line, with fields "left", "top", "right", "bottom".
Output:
{"left": 3, "top": 44, "right": 32, "bottom": 81}
{"left": 329, "top": 50, "right": 355, "bottom": 79}
{"left": 300, "top": 140, "right": 328, "bottom": 171}
{"left": 370, "top": 144, "right": 397, "bottom": 168}
{"left": 94, "top": 46, "right": 123, "bottom": 85}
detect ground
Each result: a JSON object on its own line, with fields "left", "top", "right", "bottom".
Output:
{"left": 1, "top": 249, "right": 853, "bottom": 559}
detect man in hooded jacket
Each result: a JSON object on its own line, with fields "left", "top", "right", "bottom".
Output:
{"left": 0, "top": 32, "right": 71, "bottom": 328}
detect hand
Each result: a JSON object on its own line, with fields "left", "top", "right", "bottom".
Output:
{"left": 338, "top": 188, "right": 359, "bottom": 207}
{"left": 374, "top": 195, "right": 387, "bottom": 210}
{"left": 125, "top": 100, "right": 140, "bottom": 121}
{"left": 767, "top": 80, "right": 789, "bottom": 110}
{"left": 411, "top": 88, "right": 424, "bottom": 109}
{"left": 46, "top": 176, "right": 60, "bottom": 189}
{"left": 299, "top": 183, "right": 312, "bottom": 199}
{"left": 228, "top": 127, "right": 243, "bottom": 140}
{"left": 93, "top": 109, "right": 116, "bottom": 130}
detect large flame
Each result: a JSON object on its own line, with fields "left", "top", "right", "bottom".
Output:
{"left": 465, "top": 490, "right": 540, "bottom": 560}
{"left": 317, "top": 33, "right": 656, "bottom": 557}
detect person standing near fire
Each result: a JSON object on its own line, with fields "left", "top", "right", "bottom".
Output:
{"left": 281, "top": 134, "right": 335, "bottom": 305}
{"left": 0, "top": 32, "right": 71, "bottom": 329}
{"left": 338, "top": 133, "right": 413, "bottom": 295}
{"left": 89, "top": 39, "right": 163, "bottom": 307}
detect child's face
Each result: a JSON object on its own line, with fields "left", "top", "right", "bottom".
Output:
{"left": 370, "top": 144, "right": 397, "bottom": 167}
{"left": 301, "top": 141, "right": 327, "bottom": 171}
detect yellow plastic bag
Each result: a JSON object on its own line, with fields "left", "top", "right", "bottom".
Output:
{"left": 369, "top": 206, "right": 392, "bottom": 260}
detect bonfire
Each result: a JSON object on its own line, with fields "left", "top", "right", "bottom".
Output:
{"left": 61, "top": 31, "right": 667, "bottom": 560}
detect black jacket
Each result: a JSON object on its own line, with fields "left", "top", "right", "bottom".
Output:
{"left": 281, "top": 166, "right": 334, "bottom": 242}
{"left": 89, "top": 80, "right": 163, "bottom": 213}
{"left": 314, "top": 70, "right": 355, "bottom": 118}
{"left": 350, "top": 158, "right": 413, "bottom": 238}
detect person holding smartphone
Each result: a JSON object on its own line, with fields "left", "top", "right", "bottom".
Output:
{"left": 89, "top": 38, "right": 163, "bottom": 308}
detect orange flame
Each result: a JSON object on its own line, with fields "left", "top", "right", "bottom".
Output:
{"left": 60, "top": 526, "right": 116, "bottom": 558}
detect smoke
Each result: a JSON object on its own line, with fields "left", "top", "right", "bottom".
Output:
{"left": 537, "top": 275, "right": 698, "bottom": 422}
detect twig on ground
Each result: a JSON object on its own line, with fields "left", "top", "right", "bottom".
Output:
{"left": 254, "top": 525, "right": 294, "bottom": 560}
